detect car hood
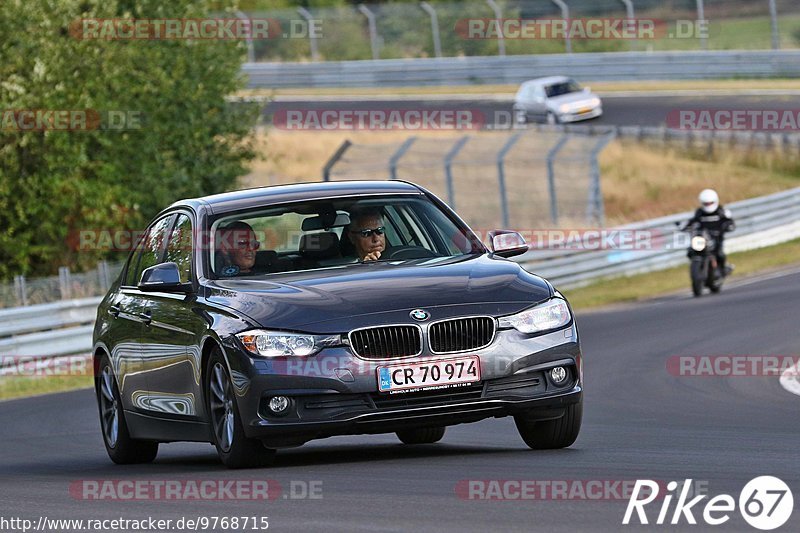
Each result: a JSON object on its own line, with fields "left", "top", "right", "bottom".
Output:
{"left": 205, "top": 255, "right": 552, "bottom": 332}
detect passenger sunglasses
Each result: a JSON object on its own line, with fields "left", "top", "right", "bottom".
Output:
{"left": 351, "top": 226, "right": 385, "bottom": 238}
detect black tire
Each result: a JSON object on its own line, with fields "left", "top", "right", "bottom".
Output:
{"left": 96, "top": 354, "right": 159, "bottom": 465}
{"left": 690, "top": 261, "right": 704, "bottom": 297}
{"left": 206, "top": 349, "right": 276, "bottom": 469}
{"left": 396, "top": 426, "right": 446, "bottom": 445}
{"left": 546, "top": 111, "right": 559, "bottom": 125}
{"left": 514, "top": 402, "right": 582, "bottom": 450}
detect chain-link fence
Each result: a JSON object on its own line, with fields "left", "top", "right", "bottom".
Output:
{"left": 324, "top": 129, "right": 614, "bottom": 231}
{"left": 1, "top": 261, "right": 123, "bottom": 308}
{"left": 247, "top": 0, "right": 800, "bottom": 62}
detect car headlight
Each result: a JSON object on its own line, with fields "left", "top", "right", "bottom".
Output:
{"left": 236, "top": 330, "right": 341, "bottom": 357}
{"left": 558, "top": 104, "right": 571, "bottom": 113}
{"left": 498, "top": 298, "right": 572, "bottom": 334}
{"left": 589, "top": 97, "right": 601, "bottom": 107}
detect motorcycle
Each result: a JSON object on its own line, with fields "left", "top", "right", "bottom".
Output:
{"left": 679, "top": 223, "right": 725, "bottom": 297}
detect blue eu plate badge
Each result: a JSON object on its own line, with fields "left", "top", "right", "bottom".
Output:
{"left": 379, "top": 367, "right": 391, "bottom": 391}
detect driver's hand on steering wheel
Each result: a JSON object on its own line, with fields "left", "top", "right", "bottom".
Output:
{"left": 362, "top": 250, "right": 382, "bottom": 262}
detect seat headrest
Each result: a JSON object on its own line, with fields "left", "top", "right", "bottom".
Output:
{"left": 299, "top": 232, "right": 340, "bottom": 260}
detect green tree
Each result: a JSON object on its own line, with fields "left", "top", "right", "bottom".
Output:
{"left": 0, "top": 0, "right": 259, "bottom": 278}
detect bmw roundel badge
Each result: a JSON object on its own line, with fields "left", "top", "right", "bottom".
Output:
{"left": 410, "top": 309, "right": 430, "bottom": 321}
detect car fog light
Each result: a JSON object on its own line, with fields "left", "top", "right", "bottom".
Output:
{"left": 268, "top": 396, "right": 290, "bottom": 415}
{"left": 550, "top": 367, "right": 567, "bottom": 384}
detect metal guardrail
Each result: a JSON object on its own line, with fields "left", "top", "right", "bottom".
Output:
{"left": 3, "top": 186, "right": 800, "bottom": 362}
{"left": 517, "top": 186, "right": 800, "bottom": 287}
{"left": 242, "top": 50, "right": 800, "bottom": 89}
{"left": 0, "top": 297, "right": 101, "bottom": 362}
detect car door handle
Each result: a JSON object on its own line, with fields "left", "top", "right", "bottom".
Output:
{"left": 108, "top": 305, "right": 120, "bottom": 318}
{"left": 138, "top": 311, "right": 152, "bottom": 325}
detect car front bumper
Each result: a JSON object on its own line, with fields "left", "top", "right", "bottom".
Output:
{"left": 224, "top": 325, "right": 583, "bottom": 447}
{"left": 559, "top": 106, "right": 603, "bottom": 123}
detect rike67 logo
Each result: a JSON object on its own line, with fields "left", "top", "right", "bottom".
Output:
{"left": 623, "top": 476, "right": 793, "bottom": 530}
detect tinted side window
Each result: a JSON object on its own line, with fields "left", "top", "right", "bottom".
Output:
{"left": 131, "top": 215, "right": 173, "bottom": 286}
{"left": 123, "top": 233, "right": 147, "bottom": 287}
{"left": 164, "top": 214, "right": 193, "bottom": 283}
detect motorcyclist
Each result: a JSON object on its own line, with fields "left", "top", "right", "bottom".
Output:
{"left": 682, "top": 189, "right": 735, "bottom": 276}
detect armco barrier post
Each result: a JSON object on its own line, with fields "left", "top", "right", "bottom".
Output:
{"left": 420, "top": 2, "right": 442, "bottom": 58}
{"left": 551, "top": 0, "right": 572, "bottom": 54}
{"left": 58, "top": 267, "right": 72, "bottom": 300}
{"left": 14, "top": 275, "right": 28, "bottom": 307}
{"left": 497, "top": 132, "right": 522, "bottom": 227}
{"left": 769, "top": 0, "right": 780, "bottom": 50}
{"left": 546, "top": 134, "right": 570, "bottom": 225}
{"left": 444, "top": 136, "right": 469, "bottom": 208}
{"left": 588, "top": 132, "right": 616, "bottom": 226}
{"left": 322, "top": 140, "right": 352, "bottom": 181}
{"left": 620, "top": 0, "right": 636, "bottom": 51}
{"left": 486, "top": 0, "right": 505, "bottom": 56}
{"left": 358, "top": 4, "right": 380, "bottom": 60}
{"left": 389, "top": 137, "right": 417, "bottom": 180}
{"left": 695, "top": 0, "right": 708, "bottom": 50}
{"left": 297, "top": 7, "right": 320, "bottom": 61}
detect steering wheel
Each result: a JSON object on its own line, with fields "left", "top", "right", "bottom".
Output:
{"left": 387, "top": 246, "right": 438, "bottom": 260}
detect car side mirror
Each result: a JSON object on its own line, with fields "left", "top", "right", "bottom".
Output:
{"left": 487, "top": 230, "right": 528, "bottom": 258}
{"left": 138, "top": 262, "right": 192, "bottom": 293}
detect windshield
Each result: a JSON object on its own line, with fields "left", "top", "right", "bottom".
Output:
{"left": 544, "top": 80, "right": 582, "bottom": 97}
{"left": 208, "top": 194, "right": 483, "bottom": 278}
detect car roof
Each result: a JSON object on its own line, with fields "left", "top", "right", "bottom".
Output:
{"left": 168, "top": 180, "right": 423, "bottom": 215}
{"left": 520, "top": 76, "right": 572, "bottom": 87}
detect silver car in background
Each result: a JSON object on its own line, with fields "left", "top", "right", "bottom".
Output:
{"left": 513, "top": 76, "right": 603, "bottom": 125}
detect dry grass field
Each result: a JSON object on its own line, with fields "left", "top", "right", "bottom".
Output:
{"left": 241, "top": 128, "right": 800, "bottom": 227}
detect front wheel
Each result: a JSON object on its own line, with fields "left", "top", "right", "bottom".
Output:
{"left": 206, "top": 350, "right": 276, "bottom": 469}
{"left": 96, "top": 355, "right": 159, "bottom": 464}
{"left": 690, "top": 260, "right": 704, "bottom": 297}
{"left": 515, "top": 402, "right": 582, "bottom": 449}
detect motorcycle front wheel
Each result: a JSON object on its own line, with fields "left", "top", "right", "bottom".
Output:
{"left": 690, "top": 260, "right": 704, "bottom": 297}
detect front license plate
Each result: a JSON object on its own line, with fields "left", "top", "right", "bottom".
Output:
{"left": 377, "top": 356, "right": 480, "bottom": 393}
{"left": 578, "top": 107, "right": 592, "bottom": 114}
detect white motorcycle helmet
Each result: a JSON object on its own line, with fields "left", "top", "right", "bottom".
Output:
{"left": 698, "top": 189, "right": 719, "bottom": 214}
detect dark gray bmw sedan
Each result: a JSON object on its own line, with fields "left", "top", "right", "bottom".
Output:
{"left": 93, "top": 180, "right": 583, "bottom": 468}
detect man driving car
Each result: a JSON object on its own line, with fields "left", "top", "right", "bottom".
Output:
{"left": 347, "top": 208, "right": 386, "bottom": 262}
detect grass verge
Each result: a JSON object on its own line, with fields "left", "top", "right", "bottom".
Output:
{"left": 0, "top": 374, "right": 92, "bottom": 402}
{"left": 563, "top": 237, "right": 800, "bottom": 310}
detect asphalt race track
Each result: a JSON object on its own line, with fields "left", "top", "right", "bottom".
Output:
{"left": 264, "top": 94, "right": 800, "bottom": 129}
{"left": 1, "top": 268, "right": 798, "bottom": 532}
